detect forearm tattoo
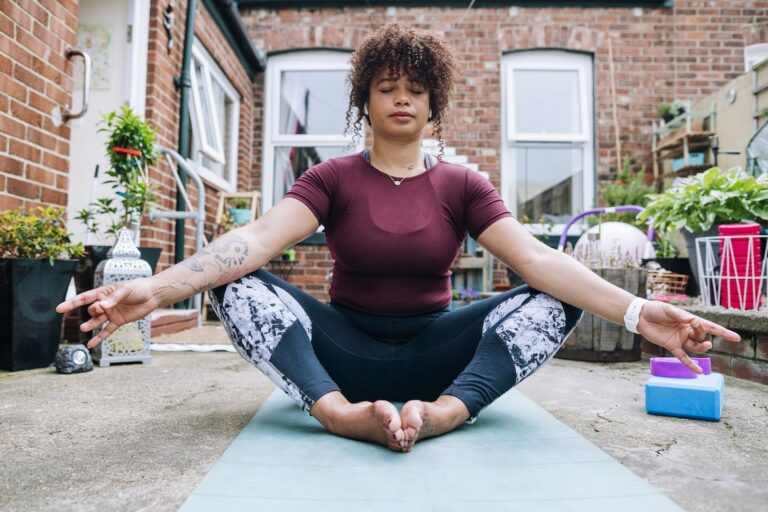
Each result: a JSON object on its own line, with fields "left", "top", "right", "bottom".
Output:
{"left": 180, "top": 233, "right": 250, "bottom": 293}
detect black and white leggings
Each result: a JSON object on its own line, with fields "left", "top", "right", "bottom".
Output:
{"left": 209, "top": 270, "right": 583, "bottom": 420}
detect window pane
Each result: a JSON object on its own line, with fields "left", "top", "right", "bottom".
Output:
{"left": 516, "top": 146, "right": 583, "bottom": 222}
{"left": 193, "top": 60, "right": 219, "bottom": 148}
{"left": 513, "top": 70, "right": 581, "bottom": 134}
{"left": 273, "top": 146, "right": 353, "bottom": 204}
{"left": 279, "top": 70, "right": 348, "bottom": 135}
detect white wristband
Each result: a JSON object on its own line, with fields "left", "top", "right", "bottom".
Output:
{"left": 623, "top": 297, "right": 647, "bottom": 334}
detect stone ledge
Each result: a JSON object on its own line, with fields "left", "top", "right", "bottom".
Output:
{"left": 681, "top": 304, "right": 768, "bottom": 333}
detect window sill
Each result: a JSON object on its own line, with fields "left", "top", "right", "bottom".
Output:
{"left": 190, "top": 161, "right": 236, "bottom": 193}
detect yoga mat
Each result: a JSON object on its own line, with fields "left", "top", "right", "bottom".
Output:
{"left": 180, "top": 390, "right": 683, "bottom": 512}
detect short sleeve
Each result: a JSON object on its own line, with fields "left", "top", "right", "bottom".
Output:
{"left": 284, "top": 160, "right": 337, "bottom": 226}
{"left": 464, "top": 170, "right": 512, "bottom": 239}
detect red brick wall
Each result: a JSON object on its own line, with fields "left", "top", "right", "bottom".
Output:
{"left": 143, "top": 0, "right": 255, "bottom": 272}
{"left": 241, "top": 1, "right": 768, "bottom": 297}
{"left": 0, "top": 0, "right": 78, "bottom": 211}
{"left": 0, "top": 0, "right": 254, "bottom": 274}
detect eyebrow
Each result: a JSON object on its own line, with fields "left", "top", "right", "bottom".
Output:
{"left": 375, "top": 77, "right": 424, "bottom": 86}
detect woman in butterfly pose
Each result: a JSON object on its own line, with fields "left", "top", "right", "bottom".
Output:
{"left": 58, "top": 24, "right": 739, "bottom": 452}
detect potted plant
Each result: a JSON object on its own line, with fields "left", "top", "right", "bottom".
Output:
{"left": 228, "top": 197, "right": 252, "bottom": 225}
{"left": 0, "top": 207, "right": 84, "bottom": 371}
{"left": 638, "top": 167, "right": 768, "bottom": 290}
{"left": 71, "top": 105, "right": 162, "bottom": 341}
{"left": 657, "top": 99, "right": 686, "bottom": 124}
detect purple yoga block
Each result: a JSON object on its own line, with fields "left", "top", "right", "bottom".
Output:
{"left": 650, "top": 357, "right": 712, "bottom": 378}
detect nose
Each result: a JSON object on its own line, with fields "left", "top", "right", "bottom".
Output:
{"left": 394, "top": 88, "right": 410, "bottom": 106}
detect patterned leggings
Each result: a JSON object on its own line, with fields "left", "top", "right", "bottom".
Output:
{"left": 209, "top": 269, "right": 583, "bottom": 420}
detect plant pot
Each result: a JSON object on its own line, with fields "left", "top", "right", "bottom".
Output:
{"left": 556, "top": 267, "right": 647, "bottom": 362}
{"left": 229, "top": 208, "right": 252, "bottom": 225}
{"left": 69, "top": 245, "right": 162, "bottom": 343}
{"left": 0, "top": 258, "right": 78, "bottom": 371}
{"left": 641, "top": 257, "right": 699, "bottom": 297}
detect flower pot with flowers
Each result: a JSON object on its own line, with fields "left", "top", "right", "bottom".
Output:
{"left": 71, "top": 105, "right": 161, "bottom": 341}
{"left": 0, "top": 207, "right": 85, "bottom": 371}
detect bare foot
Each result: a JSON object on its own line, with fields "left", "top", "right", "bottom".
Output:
{"left": 311, "top": 393, "right": 405, "bottom": 451}
{"left": 400, "top": 396, "right": 470, "bottom": 452}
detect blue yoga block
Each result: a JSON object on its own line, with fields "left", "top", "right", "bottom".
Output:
{"left": 645, "top": 373, "right": 724, "bottom": 421}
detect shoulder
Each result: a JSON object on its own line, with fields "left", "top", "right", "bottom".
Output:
{"left": 433, "top": 161, "right": 490, "bottom": 188}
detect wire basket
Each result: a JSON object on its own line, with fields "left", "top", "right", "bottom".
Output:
{"left": 647, "top": 269, "right": 689, "bottom": 295}
{"left": 695, "top": 234, "right": 767, "bottom": 310}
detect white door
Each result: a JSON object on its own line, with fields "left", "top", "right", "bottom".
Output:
{"left": 66, "top": 0, "right": 149, "bottom": 244}
{"left": 501, "top": 50, "right": 594, "bottom": 235}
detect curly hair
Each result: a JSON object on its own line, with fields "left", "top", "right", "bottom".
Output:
{"left": 345, "top": 24, "right": 459, "bottom": 158}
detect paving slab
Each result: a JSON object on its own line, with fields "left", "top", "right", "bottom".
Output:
{"left": 1, "top": 334, "right": 766, "bottom": 512}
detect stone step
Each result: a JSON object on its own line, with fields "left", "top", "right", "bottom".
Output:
{"left": 151, "top": 308, "right": 199, "bottom": 337}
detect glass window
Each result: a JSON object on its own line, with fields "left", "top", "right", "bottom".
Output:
{"left": 513, "top": 70, "right": 581, "bottom": 135}
{"left": 515, "top": 146, "right": 583, "bottom": 223}
{"left": 279, "top": 70, "right": 349, "bottom": 135}
{"left": 262, "top": 51, "right": 358, "bottom": 212}
{"left": 189, "top": 41, "right": 240, "bottom": 191}
{"left": 272, "top": 146, "right": 350, "bottom": 204}
{"left": 502, "top": 51, "right": 594, "bottom": 227}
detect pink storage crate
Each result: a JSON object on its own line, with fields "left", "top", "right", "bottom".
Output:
{"left": 718, "top": 223, "right": 763, "bottom": 309}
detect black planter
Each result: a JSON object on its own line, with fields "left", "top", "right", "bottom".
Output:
{"left": 70, "top": 245, "right": 162, "bottom": 343}
{"left": 0, "top": 258, "right": 78, "bottom": 371}
{"left": 641, "top": 257, "right": 699, "bottom": 297}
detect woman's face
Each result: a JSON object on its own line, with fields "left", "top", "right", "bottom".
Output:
{"left": 366, "top": 70, "right": 430, "bottom": 141}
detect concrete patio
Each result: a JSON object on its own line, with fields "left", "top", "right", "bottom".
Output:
{"left": 1, "top": 326, "right": 766, "bottom": 512}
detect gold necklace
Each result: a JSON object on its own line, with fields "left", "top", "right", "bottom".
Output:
{"left": 372, "top": 152, "right": 423, "bottom": 186}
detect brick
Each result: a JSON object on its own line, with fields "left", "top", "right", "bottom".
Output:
{"left": 42, "top": 151, "right": 67, "bottom": 172}
{"left": 7, "top": 177, "right": 41, "bottom": 199}
{"left": 10, "top": 99, "right": 43, "bottom": 127}
{"left": 9, "top": 139, "right": 42, "bottom": 163}
{"left": 707, "top": 352, "right": 732, "bottom": 375}
{"left": 25, "top": 164, "right": 55, "bottom": 186}
{"left": 55, "top": 173, "right": 68, "bottom": 190}
{"left": 0, "top": 0, "right": 32, "bottom": 31}
{"left": 0, "top": 194, "right": 23, "bottom": 211}
{"left": 0, "top": 75, "right": 27, "bottom": 102}
{"left": 756, "top": 336, "right": 768, "bottom": 362}
{"left": 26, "top": 126, "right": 57, "bottom": 151}
{"left": 41, "top": 186, "right": 66, "bottom": 206}
{"left": 0, "top": 155, "right": 24, "bottom": 175}
{"left": 730, "top": 359, "right": 768, "bottom": 385}
{"left": 0, "top": 113, "right": 26, "bottom": 138}
{"left": 711, "top": 335, "right": 755, "bottom": 358}
{"left": 0, "top": 134, "right": 7, "bottom": 152}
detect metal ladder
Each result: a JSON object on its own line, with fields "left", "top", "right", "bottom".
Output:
{"left": 148, "top": 146, "right": 208, "bottom": 326}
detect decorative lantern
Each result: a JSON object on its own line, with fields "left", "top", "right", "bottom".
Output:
{"left": 91, "top": 227, "right": 152, "bottom": 366}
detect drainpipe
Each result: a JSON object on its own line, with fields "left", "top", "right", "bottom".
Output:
{"left": 173, "top": 0, "right": 197, "bottom": 307}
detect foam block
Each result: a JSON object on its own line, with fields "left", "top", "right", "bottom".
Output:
{"left": 645, "top": 373, "right": 724, "bottom": 421}
{"left": 650, "top": 357, "right": 711, "bottom": 378}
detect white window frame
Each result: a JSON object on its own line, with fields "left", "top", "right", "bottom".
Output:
{"left": 501, "top": 50, "right": 594, "bottom": 235}
{"left": 188, "top": 40, "right": 240, "bottom": 192}
{"left": 261, "top": 50, "right": 358, "bottom": 212}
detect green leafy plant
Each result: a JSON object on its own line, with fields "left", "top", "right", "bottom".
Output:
{"left": 0, "top": 207, "right": 85, "bottom": 263}
{"left": 655, "top": 228, "right": 681, "bottom": 258}
{"left": 231, "top": 198, "right": 251, "bottom": 210}
{"left": 589, "top": 156, "right": 654, "bottom": 229}
{"left": 84, "top": 104, "right": 159, "bottom": 237}
{"left": 657, "top": 99, "right": 686, "bottom": 121}
{"left": 639, "top": 167, "right": 768, "bottom": 233}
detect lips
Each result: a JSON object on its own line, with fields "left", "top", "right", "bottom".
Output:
{"left": 390, "top": 111, "right": 414, "bottom": 118}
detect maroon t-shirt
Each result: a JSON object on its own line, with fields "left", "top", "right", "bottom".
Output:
{"left": 285, "top": 152, "right": 511, "bottom": 316}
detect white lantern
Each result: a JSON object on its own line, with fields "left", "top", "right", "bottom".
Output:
{"left": 91, "top": 227, "right": 152, "bottom": 367}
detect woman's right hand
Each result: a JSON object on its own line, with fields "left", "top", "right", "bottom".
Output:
{"left": 56, "top": 277, "right": 160, "bottom": 348}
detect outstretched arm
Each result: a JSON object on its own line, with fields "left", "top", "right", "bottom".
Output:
{"left": 57, "top": 198, "right": 319, "bottom": 347}
{"left": 478, "top": 217, "right": 741, "bottom": 373}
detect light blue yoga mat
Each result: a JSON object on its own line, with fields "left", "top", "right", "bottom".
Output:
{"left": 180, "top": 390, "right": 683, "bottom": 512}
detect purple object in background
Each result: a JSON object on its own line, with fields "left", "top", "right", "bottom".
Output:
{"left": 650, "top": 357, "right": 712, "bottom": 378}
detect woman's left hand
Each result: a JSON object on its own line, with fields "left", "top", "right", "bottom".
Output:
{"left": 637, "top": 300, "right": 741, "bottom": 374}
